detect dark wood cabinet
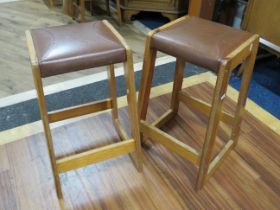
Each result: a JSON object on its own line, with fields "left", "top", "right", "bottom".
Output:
{"left": 119, "top": 0, "right": 188, "bottom": 22}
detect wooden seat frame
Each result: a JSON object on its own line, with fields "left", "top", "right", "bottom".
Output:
{"left": 138, "top": 2, "right": 259, "bottom": 190}
{"left": 26, "top": 20, "right": 142, "bottom": 199}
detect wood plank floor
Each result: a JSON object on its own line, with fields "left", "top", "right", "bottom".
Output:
{"left": 0, "top": 82, "right": 280, "bottom": 210}
{"left": 0, "top": 0, "right": 147, "bottom": 98}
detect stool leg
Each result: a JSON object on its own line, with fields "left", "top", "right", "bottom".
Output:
{"left": 124, "top": 49, "right": 143, "bottom": 172}
{"left": 107, "top": 64, "right": 128, "bottom": 140}
{"left": 170, "top": 58, "right": 185, "bottom": 115}
{"left": 32, "top": 68, "right": 63, "bottom": 199}
{"left": 231, "top": 40, "right": 259, "bottom": 147}
{"left": 196, "top": 63, "right": 231, "bottom": 190}
{"left": 138, "top": 36, "right": 157, "bottom": 146}
{"left": 107, "top": 64, "right": 119, "bottom": 121}
{"left": 138, "top": 36, "right": 157, "bottom": 121}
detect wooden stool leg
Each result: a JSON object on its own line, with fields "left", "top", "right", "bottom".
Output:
{"left": 32, "top": 68, "right": 63, "bottom": 199}
{"left": 138, "top": 35, "right": 157, "bottom": 145}
{"left": 124, "top": 49, "right": 143, "bottom": 172}
{"left": 170, "top": 58, "right": 185, "bottom": 114}
{"left": 231, "top": 40, "right": 259, "bottom": 146}
{"left": 138, "top": 36, "right": 157, "bottom": 121}
{"left": 107, "top": 64, "right": 119, "bottom": 121}
{"left": 196, "top": 63, "right": 231, "bottom": 190}
{"left": 107, "top": 64, "right": 128, "bottom": 140}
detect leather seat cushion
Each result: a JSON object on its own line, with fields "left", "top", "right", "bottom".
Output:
{"left": 31, "top": 21, "right": 126, "bottom": 77}
{"left": 152, "top": 16, "right": 253, "bottom": 72}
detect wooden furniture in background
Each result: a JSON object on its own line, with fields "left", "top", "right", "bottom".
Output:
{"left": 116, "top": 0, "right": 216, "bottom": 24}
{"left": 61, "top": 0, "right": 110, "bottom": 22}
{"left": 138, "top": 2, "right": 259, "bottom": 189}
{"left": 51, "top": 0, "right": 214, "bottom": 24}
{"left": 117, "top": 0, "right": 188, "bottom": 23}
{"left": 213, "top": 0, "right": 237, "bottom": 26}
{"left": 49, "top": 0, "right": 55, "bottom": 7}
{"left": 242, "top": 0, "right": 280, "bottom": 55}
{"left": 25, "top": 20, "right": 142, "bottom": 199}
{"left": 198, "top": 0, "right": 216, "bottom": 19}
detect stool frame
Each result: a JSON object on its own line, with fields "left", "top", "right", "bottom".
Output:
{"left": 138, "top": 16, "right": 259, "bottom": 190}
{"left": 26, "top": 20, "right": 142, "bottom": 199}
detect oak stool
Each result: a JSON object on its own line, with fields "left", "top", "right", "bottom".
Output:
{"left": 26, "top": 21, "right": 142, "bottom": 199}
{"left": 138, "top": 16, "right": 259, "bottom": 190}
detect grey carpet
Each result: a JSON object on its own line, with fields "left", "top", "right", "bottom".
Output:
{"left": 0, "top": 62, "right": 205, "bottom": 131}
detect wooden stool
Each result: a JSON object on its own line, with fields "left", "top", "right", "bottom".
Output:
{"left": 138, "top": 16, "right": 259, "bottom": 190}
{"left": 25, "top": 20, "right": 142, "bottom": 199}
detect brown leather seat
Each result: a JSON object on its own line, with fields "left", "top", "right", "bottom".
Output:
{"left": 152, "top": 16, "right": 252, "bottom": 72}
{"left": 30, "top": 21, "right": 126, "bottom": 78}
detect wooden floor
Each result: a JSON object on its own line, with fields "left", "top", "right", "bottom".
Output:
{"left": 0, "top": 82, "right": 280, "bottom": 210}
{"left": 0, "top": 0, "right": 148, "bottom": 98}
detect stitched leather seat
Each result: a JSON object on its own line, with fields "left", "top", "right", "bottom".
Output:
{"left": 152, "top": 17, "right": 252, "bottom": 72}
{"left": 30, "top": 21, "right": 126, "bottom": 77}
